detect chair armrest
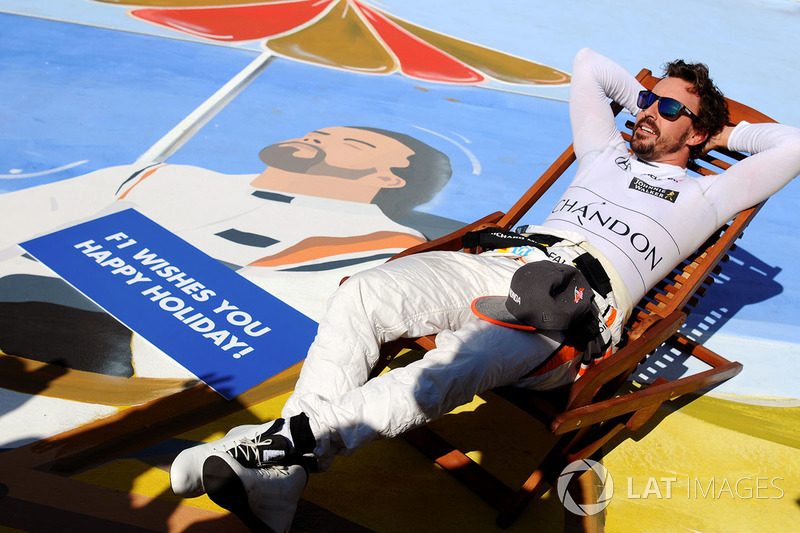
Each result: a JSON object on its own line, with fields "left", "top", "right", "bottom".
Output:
{"left": 566, "top": 310, "right": 686, "bottom": 409}
{"left": 552, "top": 354, "right": 742, "bottom": 435}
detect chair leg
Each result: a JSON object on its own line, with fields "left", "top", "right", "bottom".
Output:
{"left": 403, "top": 426, "right": 512, "bottom": 510}
{"left": 496, "top": 428, "right": 595, "bottom": 528}
{"left": 562, "top": 461, "right": 606, "bottom": 533}
{"left": 497, "top": 441, "right": 610, "bottom": 530}
{"left": 496, "top": 465, "right": 551, "bottom": 528}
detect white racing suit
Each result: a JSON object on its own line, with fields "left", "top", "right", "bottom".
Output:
{"left": 283, "top": 48, "right": 800, "bottom": 467}
{"left": 282, "top": 235, "right": 627, "bottom": 466}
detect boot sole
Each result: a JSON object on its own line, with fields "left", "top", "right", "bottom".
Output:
{"left": 202, "top": 455, "right": 276, "bottom": 533}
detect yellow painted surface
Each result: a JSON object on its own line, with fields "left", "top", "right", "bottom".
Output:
{"left": 73, "top": 458, "right": 224, "bottom": 514}
{"left": 604, "top": 396, "right": 800, "bottom": 533}
{"left": 70, "top": 392, "right": 799, "bottom": 532}
{"left": 70, "top": 392, "right": 295, "bottom": 516}
{"left": 175, "top": 391, "right": 292, "bottom": 443}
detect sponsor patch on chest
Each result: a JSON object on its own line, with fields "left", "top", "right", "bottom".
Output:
{"left": 628, "top": 177, "right": 680, "bottom": 203}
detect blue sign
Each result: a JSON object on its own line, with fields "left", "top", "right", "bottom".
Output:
{"left": 20, "top": 208, "right": 318, "bottom": 399}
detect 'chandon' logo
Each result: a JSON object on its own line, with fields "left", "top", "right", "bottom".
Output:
{"left": 550, "top": 198, "right": 664, "bottom": 272}
{"left": 629, "top": 177, "right": 680, "bottom": 203}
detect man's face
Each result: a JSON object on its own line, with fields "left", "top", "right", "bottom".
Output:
{"left": 631, "top": 77, "right": 703, "bottom": 164}
{"left": 259, "top": 127, "right": 414, "bottom": 181}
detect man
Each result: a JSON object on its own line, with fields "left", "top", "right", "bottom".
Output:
{"left": 170, "top": 49, "right": 800, "bottom": 531}
{"left": 0, "top": 126, "right": 452, "bottom": 376}
{"left": 1, "top": 126, "right": 452, "bottom": 272}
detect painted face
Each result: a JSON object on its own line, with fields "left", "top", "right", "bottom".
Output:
{"left": 259, "top": 126, "right": 413, "bottom": 180}
{"left": 631, "top": 77, "right": 702, "bottom": 164}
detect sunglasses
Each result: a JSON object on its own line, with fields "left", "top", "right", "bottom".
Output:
{"left": 637, "top": 90, "right": 697, "bottom": 122}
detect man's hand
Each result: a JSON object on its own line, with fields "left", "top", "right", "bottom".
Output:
{"left": 705, "top": 125, "right": 735, "bottom": 153}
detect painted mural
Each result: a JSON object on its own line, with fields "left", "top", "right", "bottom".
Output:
{"left": 0, "top": 0, "right": 798, "bottom": 531}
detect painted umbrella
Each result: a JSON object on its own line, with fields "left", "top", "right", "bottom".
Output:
{"left": 99, "top": 0, "right": 568, "bottom": 85}
{"left": 95, "top": 0, "right": 569, "bottom": 161}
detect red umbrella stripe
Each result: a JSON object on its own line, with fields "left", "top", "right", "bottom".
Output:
{"left": 132, "top": 0, "right": 335, "bottom": 42}
{"left": 354, "top": 1, "right": 483, "bottom": 83}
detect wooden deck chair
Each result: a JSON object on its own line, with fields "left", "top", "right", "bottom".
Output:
{"left": 365, "top": 68, "right": 776, "bottom": 527}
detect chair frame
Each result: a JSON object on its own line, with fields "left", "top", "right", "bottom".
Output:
{"left": 366, "top": 68, "right": 775, "bottom": 527}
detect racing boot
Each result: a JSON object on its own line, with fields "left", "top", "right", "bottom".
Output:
{"left": 202, "top": 451, "right": 308, "bottom": 533}
{"left": 170, "top": 414, "right": 314, "bottom": 497}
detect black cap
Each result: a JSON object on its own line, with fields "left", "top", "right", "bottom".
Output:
{"left": 471, "top": 262, "right": 594, "bottom": 331}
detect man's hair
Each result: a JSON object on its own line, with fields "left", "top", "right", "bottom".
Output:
{"left": 351, "top": 126, "right": 452, "bottom": 216}
{"left": 663, "top": 60, "right": 730, "bottom": 160}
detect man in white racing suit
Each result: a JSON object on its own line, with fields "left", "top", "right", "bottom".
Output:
{"left": 170, "top": 49, "right": 800, "bottom": 532}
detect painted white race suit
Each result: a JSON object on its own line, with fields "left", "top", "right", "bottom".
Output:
{"left": 0, "top": 164, "right": 426, "bottom": 376}
{"left": 0, "top": 164, "right": 423, "bottom": 273}
{"left": 282, "top": 48, "right": 800, "bottom": 464}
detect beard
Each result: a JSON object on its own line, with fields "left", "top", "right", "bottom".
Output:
{"left": 258, "top": 143, "right": 376, "bottom": 180}
{"left": 631, "top": 118, "right": 690, "bottom": 162}
{"left": 259, "top": 143, "right": 325, "bottom": 173}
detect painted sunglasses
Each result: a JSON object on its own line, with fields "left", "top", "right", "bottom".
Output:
{"left": 637, "top": 90, "right": 697, "bottom": 122}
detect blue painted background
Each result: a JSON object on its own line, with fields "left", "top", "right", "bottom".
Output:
{"left": 0, "top": 0, "right": 797, "bottom": 397}
{"left": 0, "top": 12, "right": 252, "bottom": 191}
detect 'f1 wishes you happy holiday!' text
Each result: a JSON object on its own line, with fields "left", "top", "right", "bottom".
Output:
{"left": 75, "top": 231, "right": 268, "bottom": 360}
{"left": 21, "top": 208, "right": 319, "bottom": 398}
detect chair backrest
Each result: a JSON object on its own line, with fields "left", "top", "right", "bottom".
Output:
{"left": 384, "top": 67, "right": 775, "bottom": 412}
{"left": 497, "top": 68, "right": 775, "bottom": 344}
{"left": 491, "top": 69, "right": 776, "bottom": 416}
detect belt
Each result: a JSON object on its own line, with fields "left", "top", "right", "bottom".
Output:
{"left": 520, "top": 233, "right": 612, "bottom": 298}
{"left": 464, "top": 228, "right": 612, "bottom": 297}
{"left": 572, "top": 252, "right": 612, "bottom": 298}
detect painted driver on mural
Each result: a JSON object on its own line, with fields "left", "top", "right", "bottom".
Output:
{"left": 0, "top": 126, "right": 453, "bottom": 377}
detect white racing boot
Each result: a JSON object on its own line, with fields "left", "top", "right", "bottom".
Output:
{"left": 171, "top": 423, "right": 261, "bottom": 497}
{"left": 202, "top": 452, "right": 308, "bottom": 533}
{"left": 170, "top": 414, "right": 315, "bottom": 497}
